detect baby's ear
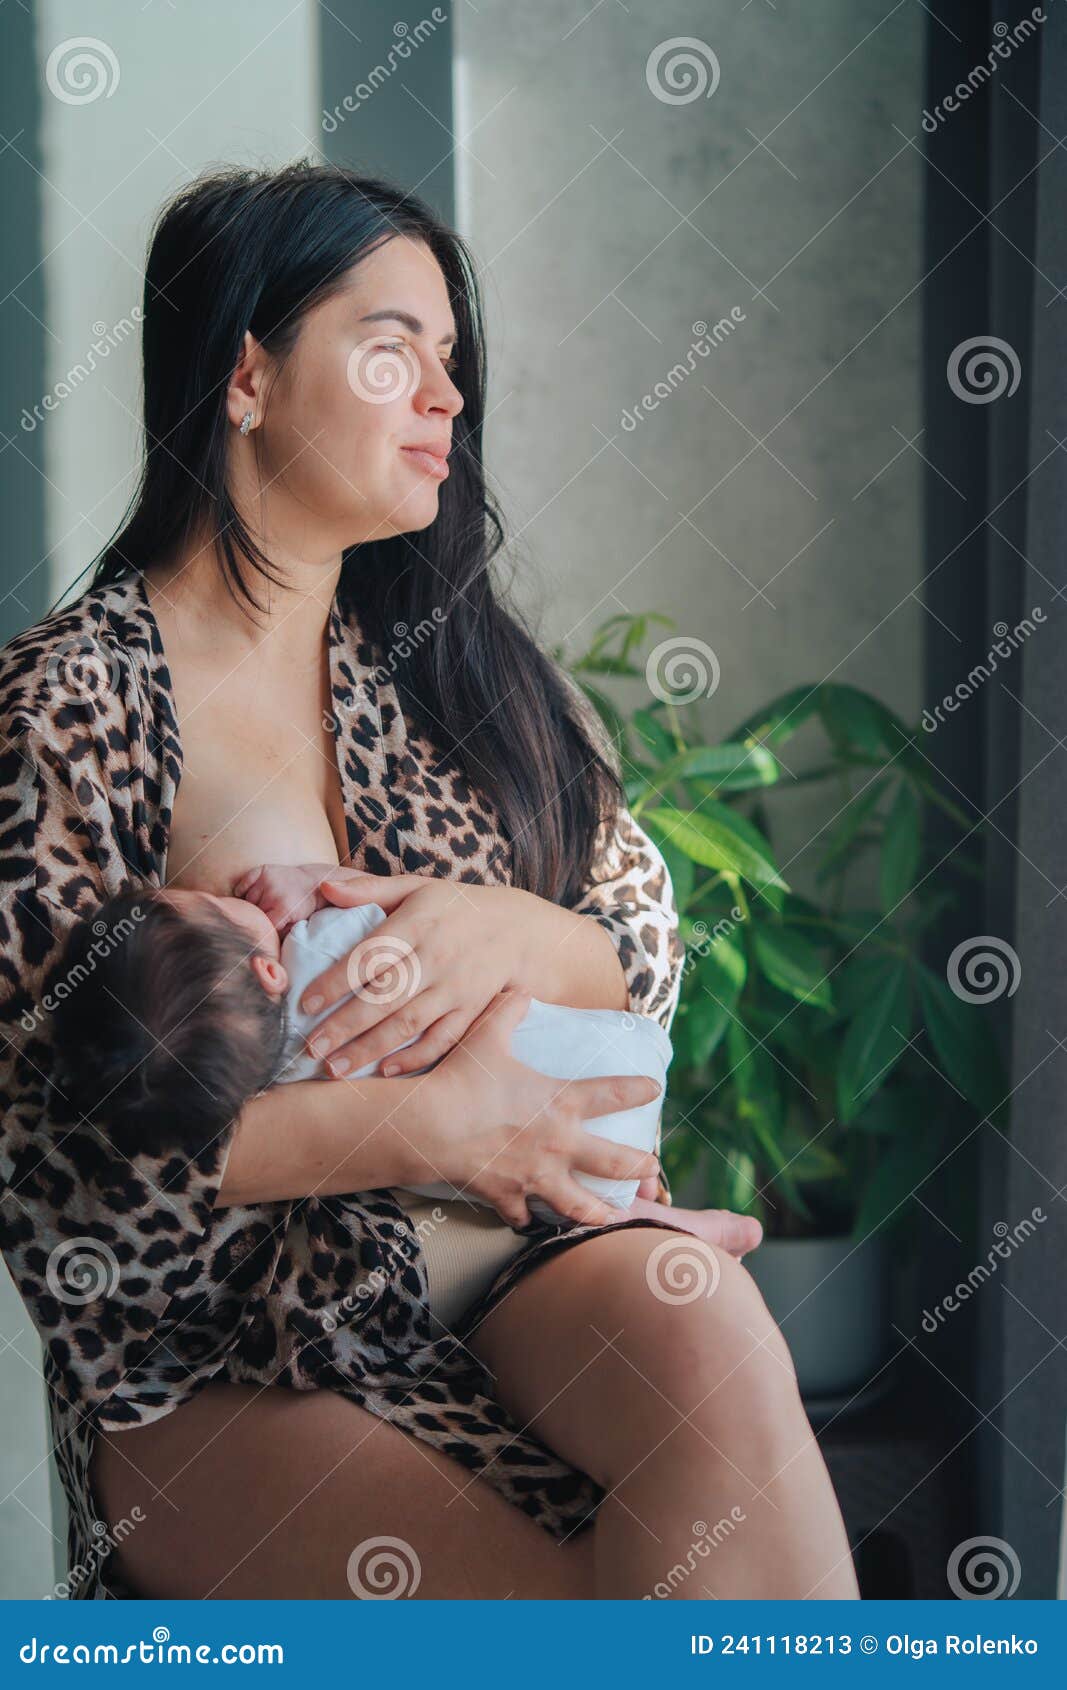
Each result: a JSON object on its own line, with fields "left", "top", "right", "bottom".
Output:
{"left": 249, "top": 954, "right": 288, "bottom": 997}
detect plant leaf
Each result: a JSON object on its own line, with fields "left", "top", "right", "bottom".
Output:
{"left": 917, "top": 966, "right": 1006, "bottom": 1114}
{"left": 752, "top": 925, "right": 834, "bottom": 1011}
{"left": 833, "top": 950, "right": 901, "bottom": 1018}
{"left": 685, "top": 991, "right": 735, "bottom": 1068}
{"left": 685, "top": 935, "right": 747, "bottom": 1065}
{"left": 851, "top": 1121, "right": 947, "bottom": 1240}
{"left": 659, "top": 742, "right": 779, "bottom": 793}
{"left": 571, "top": 654, "right": 643, "bottom": 677}
{"left": 625, "top": 768, "right": 656, "bottom": 807}
{"left": 728, "top": 684, "right": 822, "bottom": 749}
{"left": 836, "top": 958, "right": 913, "bottom": 1123}
{"left": 815, "top": 774, "right": 890, "bottom": 883}
{"left": 725, "top": 1022, "right": 809, "bottom": 1206}
{"left": 632, "top": 708, "right": 676, "bottom": 762}
{"left": 880, "top": 780, "right": 921, "bottom": 912}
{"left": 819, "top": 684, "right": 889, "bottom": 757}
{"left": 644, "top": 805, "right": 789, "bottom": 902}
{"left": 645, "top": 817, "right": 696, "bottom": 913}
{"left": 724, "top": 1150, "right": 760, "bottom": 1214}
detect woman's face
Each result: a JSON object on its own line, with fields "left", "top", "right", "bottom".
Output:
{"left": 236, "top": 234, "right": 465, "bottom": 549}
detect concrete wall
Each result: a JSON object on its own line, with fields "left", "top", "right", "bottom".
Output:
{"left": 36, "top": 0, "right": 320, "bottom": 607}
{"left": 453, "top": 0, "right": 924, "bottom": 878}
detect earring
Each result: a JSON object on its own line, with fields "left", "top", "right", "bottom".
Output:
{"left": 239, "top": 410, "right": 254, "bottom": 435}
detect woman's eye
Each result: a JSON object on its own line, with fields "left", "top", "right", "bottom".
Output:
{"left": 376, "top": 340, "right": 457, "bottom": 377}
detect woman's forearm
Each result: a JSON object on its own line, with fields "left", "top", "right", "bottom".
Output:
{"left": 216, "top": 1072, "right": 439, "bottom": 1206}
{"left": 510, "top": 888, "right": 630, "bottom": 1013}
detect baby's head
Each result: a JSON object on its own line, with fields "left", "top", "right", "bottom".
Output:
{"left": 48, "top": 884, "right": 291, "bottom": 1156}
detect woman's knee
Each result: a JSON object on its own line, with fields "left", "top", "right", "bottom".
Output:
{"left": 600, "top": 1228, "right": 800, "bottom": 1417}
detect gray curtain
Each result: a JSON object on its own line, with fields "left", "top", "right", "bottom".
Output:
{"left": 922, "top": 0, "right": 1064, "bottom": 1597}
{"left": 991, "top": 0, "right": 1067, "bottom": 1600}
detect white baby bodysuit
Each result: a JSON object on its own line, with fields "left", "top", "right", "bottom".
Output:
{"left": 276, "top": 903, "right": 672, "bottom": 1224}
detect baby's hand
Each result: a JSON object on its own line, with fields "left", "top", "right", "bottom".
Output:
{"left": 231, "top": 863, "right": 338, "bottom": 936}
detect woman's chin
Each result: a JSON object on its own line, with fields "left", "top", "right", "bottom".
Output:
{"left": 386, "top": 482, "right": 442, "bottom": 533}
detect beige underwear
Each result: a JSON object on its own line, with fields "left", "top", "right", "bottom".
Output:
{"left": 387, "top": 1188, "right": 532, "bottom": 1335}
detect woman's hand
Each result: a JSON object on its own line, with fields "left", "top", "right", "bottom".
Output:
{"left": 415, "top": 987, "right": 664, "bottom": 1229}
{"left": 298, "top": 871, "right": 535, "bottom": 1078}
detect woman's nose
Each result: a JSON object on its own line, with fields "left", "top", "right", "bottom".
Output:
{"left": 416, "top": 356, "right": 463, "bottom": 418}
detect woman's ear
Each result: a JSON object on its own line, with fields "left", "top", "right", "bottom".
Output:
{"left": 249, "top": 954, "right": 288, "bottom": 997}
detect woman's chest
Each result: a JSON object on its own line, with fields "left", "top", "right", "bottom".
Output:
{"left": 162, "top": 658, "right": 350, "bottom": 893}
{"left": 145, "top": 610, "right": 513, "bottom": 895}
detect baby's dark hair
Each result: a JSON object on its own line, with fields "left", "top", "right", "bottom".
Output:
{"left": 47, "top": 884, "right": 288, "bottom": 1158}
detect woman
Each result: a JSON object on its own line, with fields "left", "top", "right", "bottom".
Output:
{"left": 0, "top": 162, "right": 858, "bottom": 1600}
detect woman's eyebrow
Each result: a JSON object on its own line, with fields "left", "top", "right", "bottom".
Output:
{"left": 358, "top": 308, "right": 457, "bottom": 345}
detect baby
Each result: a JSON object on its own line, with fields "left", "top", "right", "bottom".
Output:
{"left": 47, "top": 865, "right": 710, "bottom": 1237}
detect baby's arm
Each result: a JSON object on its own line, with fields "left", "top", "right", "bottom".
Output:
{"left": 231, "top": 862, "right": 340, "bottom": 935}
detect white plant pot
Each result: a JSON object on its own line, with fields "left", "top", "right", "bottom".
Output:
{"left": 744, "top": 1232, "right": 891, "bottom": 1401}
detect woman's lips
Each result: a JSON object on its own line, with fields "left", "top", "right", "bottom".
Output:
{"left": 400, "top": 446, "right": 450, "bottom": 480}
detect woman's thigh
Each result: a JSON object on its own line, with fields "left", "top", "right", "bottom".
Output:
{"left": 465, "top": 1225, "right": 798, "bottom": 1486}
{"left": 89, "top": 1381, "right": 595, "bottom": 1599}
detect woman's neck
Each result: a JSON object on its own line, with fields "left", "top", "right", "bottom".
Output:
{"left": 144, "top": 532, "right": 343, "bottom": 667}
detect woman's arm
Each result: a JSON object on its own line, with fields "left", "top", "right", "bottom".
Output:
{"left": 487, "top": 885, "right": 631, "bottom": 1013}
{"left": 216, "top": 1069, "right": 438, "bottom": 1206}
{"left": 509, "top": 807, "right": 686, "bottom": 1031}
{"left": 219, "top": 998, "right": 662, "bottom": 1227}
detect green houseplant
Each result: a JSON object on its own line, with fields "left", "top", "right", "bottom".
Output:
{"left": 559, "top": 612, "right": 1007, "bottom": 1397}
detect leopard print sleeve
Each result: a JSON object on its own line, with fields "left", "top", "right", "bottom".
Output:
{"left": 569, "top": 804, "right": 686, "bottom": 1037}
{"left": 0, "top": 654, "right": 238, "bottom": 1419}
{"left": 560, "top": 669, "right": 686, "bottom": 1037}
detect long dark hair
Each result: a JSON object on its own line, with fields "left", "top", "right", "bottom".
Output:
{"left": 89, "top": 160, "right": 621, "bottom": 905}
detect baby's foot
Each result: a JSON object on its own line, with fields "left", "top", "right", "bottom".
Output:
{"left": 625, "top": 1196, "right": 763, "bottom": 1260}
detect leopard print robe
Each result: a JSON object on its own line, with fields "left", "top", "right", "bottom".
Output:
{"left": 0, "top": 570, "right": 686, "bottom": 1599}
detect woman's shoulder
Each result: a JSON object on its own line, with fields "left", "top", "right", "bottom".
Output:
{"left": 0, "top": 571, "right": 154, "bottom": 742}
